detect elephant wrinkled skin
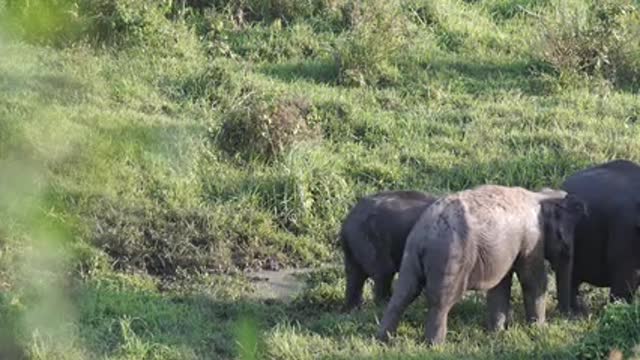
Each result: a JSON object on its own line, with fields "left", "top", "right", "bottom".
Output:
{"left": 375, "top": 184, "right": 586, "bottom": 345}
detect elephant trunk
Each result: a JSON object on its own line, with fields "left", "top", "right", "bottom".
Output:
{"left": 554, "top": 257, "right": 573, "bottom": 315}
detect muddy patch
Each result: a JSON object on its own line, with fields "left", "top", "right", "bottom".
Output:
{"left": 247, "top": 265, "right": 339, "bottom": 303}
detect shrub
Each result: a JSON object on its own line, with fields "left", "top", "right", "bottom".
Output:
{"left": 538, "top": 0, "right": 640, "bottom": 88}
{"left": 334, "top": 0, "right": 407, "bottom": 87}
{"left": 81, "top": 0, "right": 186, "bottom": 49}
{"left": 215, "top": 92, "right": 321, "bottom": 163}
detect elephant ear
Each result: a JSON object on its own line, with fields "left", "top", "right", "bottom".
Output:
{"left": 560, "top": 193, "right": 588, "bottom": 220}
{"left": 549, "top": 194, "right": 587, "bottom": 258}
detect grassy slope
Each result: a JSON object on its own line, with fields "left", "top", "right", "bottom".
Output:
{"left": 1, "top": 0, "right": 640, "bottom": 359}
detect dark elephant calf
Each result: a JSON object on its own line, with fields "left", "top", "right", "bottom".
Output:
{"left": 339, "top": 190, "right": 438, "bottom": 311}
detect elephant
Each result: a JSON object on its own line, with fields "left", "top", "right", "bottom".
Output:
{"left": 339, "top": 190, "right": 439, "bottom": 312}
{"left": 375, "top": 184, "right": 587, "bottom": 345}
{"left": 561, "top": 159, "right": 640, "bottom": 313}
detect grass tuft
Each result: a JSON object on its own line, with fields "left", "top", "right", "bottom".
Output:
{"left": 216, "top": 91, "right": 322, "bottom": 163}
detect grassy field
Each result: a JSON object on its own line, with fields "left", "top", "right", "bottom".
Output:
{"left": 2, "top": 0, "right": 640, "bottom": 358}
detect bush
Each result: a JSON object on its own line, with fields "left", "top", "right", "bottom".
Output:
{"left": 215, "top": 92, "right": 321, "bottom": 163}
{"left": 82, "top": 0, "right": 191, "bottom": 50}
{"left": 334, "top": 0, "right": 407, "bottom": 87}
{"left": 538, "top": 0, "right": 640, "bottom": 88}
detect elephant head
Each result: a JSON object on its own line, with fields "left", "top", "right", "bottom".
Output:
{"left": 541, "top": 191, "right": 588, "bottom": 315}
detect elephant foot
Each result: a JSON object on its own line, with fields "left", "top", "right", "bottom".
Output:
{"left": 375, "top": 329, "right": 391, "bottom": 343}
{"left": 487, "top": 312, "right": 512, "bottom": 332}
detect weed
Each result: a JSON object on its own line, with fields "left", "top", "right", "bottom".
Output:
{"left": 537, "top": 0, "right": 640, "bottom": 89}
{"left": 334, "top": 0, "right": 407, "bottom": 87}
{"left": 215, "top": 92, "right": 321, "bottom": 163}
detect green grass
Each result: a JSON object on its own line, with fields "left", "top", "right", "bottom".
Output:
{"left": 1, "top": 0, "right": 640, "bottom": 358}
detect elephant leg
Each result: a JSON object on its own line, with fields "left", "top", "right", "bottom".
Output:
{"left": 343, "top": 257, "right": 368, "bottom": 312}
{"left": 424, "top": 302, "right": 453, "bottom": 346}
{"left": 610, "top": 266, "right": 640, "bottom": 304}
{"left": 373, "top": 272, "right": 395, "bottom": 306}
{"left": 423, "top": 257, "right": 467, "bottom": 345}
{"left": 376, "top": 253, "right": 424, "bottom": 342}
{"left": 487, "top": 271, "right": 513, "bottom": 332}
{"left": 517, "top": 261, "right": 548, "bottom": 326}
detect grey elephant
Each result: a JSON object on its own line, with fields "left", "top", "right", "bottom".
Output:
{"left": 561, "top": 159, "right": 640, "bottom": 312}
{"left": 375, "top": 184, "right": 586, "bottom": 345}
{"left": 339, "top": 190, "right": 439, "bottom": 311}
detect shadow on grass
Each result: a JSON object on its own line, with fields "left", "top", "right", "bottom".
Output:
{"left": 261, "top": 55, "right": 557, "bottom": 97}
{"left": 418, "top": 57, "right": 555, "bottom": 97}
{"left": 260, "top": 59, "right": 338, "bottom": 85}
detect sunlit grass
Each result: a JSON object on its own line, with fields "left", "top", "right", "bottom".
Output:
{"left": 1, "top": 0, "right": 640, "bottom": 359}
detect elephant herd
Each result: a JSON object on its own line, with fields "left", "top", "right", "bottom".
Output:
{"left": 338, "top": 159, "right": 640, "bottom": 345}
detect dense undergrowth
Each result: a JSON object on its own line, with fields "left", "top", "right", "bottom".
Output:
{"left": 1, "top": 0, "right": 640, "bottom": 358}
